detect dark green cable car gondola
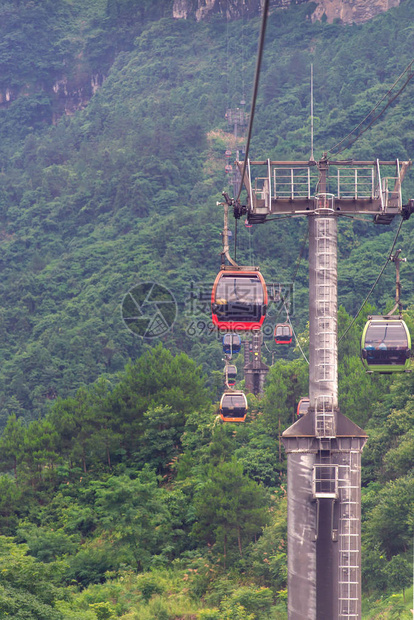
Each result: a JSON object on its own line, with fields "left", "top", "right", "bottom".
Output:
{"left": 361, "top": 251, "right": 412, "bottom": 373}
{"left": 361, "top": 316, "right": 411, "bottom": 373}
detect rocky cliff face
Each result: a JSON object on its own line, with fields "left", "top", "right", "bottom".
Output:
{"left": 172, "top": 0, "right": 401, "bottom": 24}
{"left": 0, "top": 71, "right": 105, "bottom": 124}
{"left": 311, "top": 0, "right": 400, "bottom": 24}
{"left": 172, "top": 0, "right": 299, "bottom": 20}
{"left": 0, "top": 0, "right": 401, "bottom": 123}
{"left": 52, "top": 72, "right": 105, "bottom": 121}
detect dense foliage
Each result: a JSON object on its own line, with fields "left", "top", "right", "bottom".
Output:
{"left": 0, "top": 327, "right": 411, "bottom": 618}
{"left": 0, "top": 0, "right": 413, "bottom": 617}
{"left": 0, "top": 0, "right": 413, "bottom": 421}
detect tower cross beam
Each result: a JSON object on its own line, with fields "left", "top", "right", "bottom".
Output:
{"left": 237, "top": 158, "right": 412, "bottom": 223}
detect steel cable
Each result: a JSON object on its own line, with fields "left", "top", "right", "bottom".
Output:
{"left": 338, "top": 216, "right": 404, "bottom": 344}
{"left": 236, "top": 0, "right": 270, "bottom": 202}
{"left": 329, "top": 59, "right": 414, "bottom": 155}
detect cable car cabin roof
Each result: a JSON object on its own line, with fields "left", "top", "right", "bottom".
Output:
{"left": 219, "top": 391, "right": 247, "bottom": 422}
{"left": 274, "top": 323, "right": 293, "bottom": 344}
{"left": 222, "top": 333, "right": 242, "bottom": 355}
{"left": 212, "top": 270, "right": 267, "bottom": 331}
{"left": 361, "top": 318, "right": 411, "bottom": 373}
{"left": 297, "top": 397, "right": 310, "bottom": 418}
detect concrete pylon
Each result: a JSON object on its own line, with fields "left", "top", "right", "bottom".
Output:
{"left": 282, "top": 194, "right": 367, "bottom": 620}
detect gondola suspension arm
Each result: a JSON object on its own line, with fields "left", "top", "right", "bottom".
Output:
{"left": 218, "top": 195, "right": 239, "bottom": 267}
{"left": 386, "top": 249, "right": 407, "bottom": 317}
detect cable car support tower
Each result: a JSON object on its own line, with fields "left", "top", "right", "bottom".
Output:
{"left": 243, "top": 331, "right": 269, "bottom": 397}
{"left": 235, "top": 155, "right": 413, "bottom": 620}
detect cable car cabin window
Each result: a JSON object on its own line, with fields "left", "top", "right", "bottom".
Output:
{"left": 363, "top": 321, "right": 410, "bottom": 366}
{"left": 212, "top": 272, "right": 267, "bottom": 330}
{"left": 227, "top": 365, "right": 237, "bottom": 380}
{"left": 276, "top": 326, "right": 291, "bottom": 337}
{"left": 215, "top": 276, "right": 264, "bottom": 318}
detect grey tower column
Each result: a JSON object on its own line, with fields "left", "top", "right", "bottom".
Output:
{"left": 283, "top": 200, "right": 367, "bottom": 620}
{"left": 309, "top": 213, "right": 338, "bottom": 409}
{"left": 283, "top": 436, "right": 318, "bottom": 620}
{"left": 310, "top": 213, "right": 339, "bottom": 618}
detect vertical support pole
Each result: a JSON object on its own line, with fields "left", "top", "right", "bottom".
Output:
{"left": 252, "top": 331, "right": 261, "bottom": 396}
{"left": 336, "top": 438, "right": 365, "bottom": 620}
{"left": 252, "top": 331, "right": 261, "bottom": 370}
{"left": 243, "top": 340, "right": 253, "bottom": 394}
{"left": 395, "top": 251, "right": 401, "bottom": 310}
{"left": 310, "top": 159, "right": 340, "bottom": 617}
{"left": 309, "top": 214, "right": 338, "bottom": 408}
{"left": 284, "top": 447, "right": 317, "bottom": 619}
{"left": 233, "top": 120, "right": 239, "bottom": 197}
{"left": 309, "top": 160, "right": 338, "bottom": 407}
{"left": 309, "top": 205, "right": 339, "bottom": 619}
{"left": 278, "top": 157, "right": 368, "bottom": 620}
{"left": 310, "top": 63, "right": 314, "bottom": 162}
{"left": 243, "top": 332, "right": 269, "bottom": 397}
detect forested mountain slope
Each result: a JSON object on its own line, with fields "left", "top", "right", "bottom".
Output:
{"left": 0, "top": 0, "right": 413, "bottom": 422}
{"left": 0, "top": 1, "right": 413, "bottom": 618}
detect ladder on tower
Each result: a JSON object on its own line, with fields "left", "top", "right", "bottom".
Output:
{"left": 315, "top": 395, "right": 335, "bottom": 438}
{"left": 314, "top": 215, "right": 336, "bottom": 387}
{"left": 337, "top": 451, "right": 360, "bottom": 619}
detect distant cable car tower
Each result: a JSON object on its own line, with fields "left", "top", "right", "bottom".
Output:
{"left": 225, "top": 99, "right": 247, "bottom": 140}
{"left": 243, "top": 331, "right": 269, "bottom": 397}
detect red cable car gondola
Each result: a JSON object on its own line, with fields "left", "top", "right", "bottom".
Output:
{"left": 297, "top": 397, "right": 310, "bottom": 418}
{"left": 274, "top": 323, "right": 293, "bottom": 344}
{"left": 211, "top": 269, "right": 267, "bottom": 331}
{"left": 219, "top": 391, "right": 247, "bottom": 422}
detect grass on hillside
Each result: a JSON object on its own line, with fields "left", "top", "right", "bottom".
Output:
{"left": 53, "top": 566, "right": 414, "bottom": 619}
